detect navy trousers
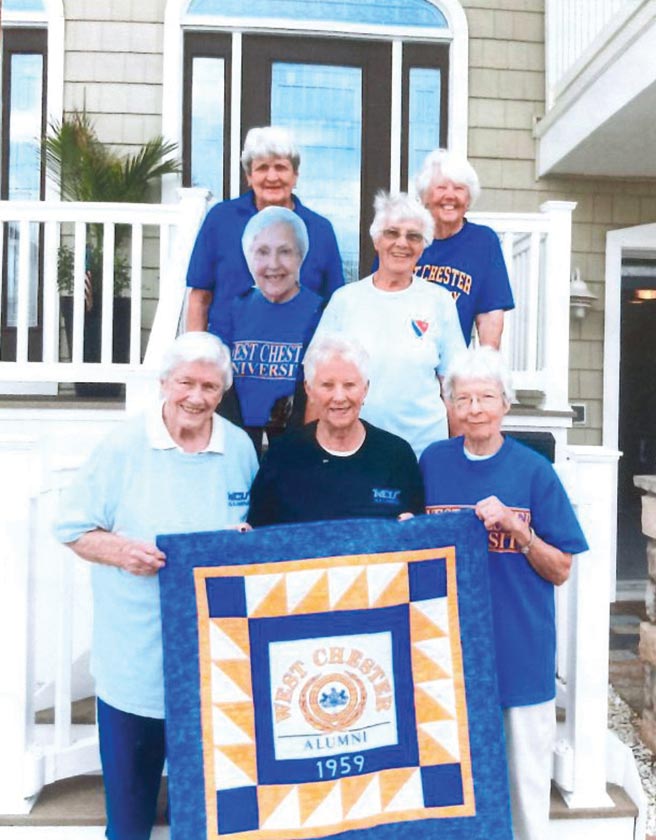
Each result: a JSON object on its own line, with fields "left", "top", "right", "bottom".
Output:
{"left": 97, "top": 698, "right": 166, "bottom": 840}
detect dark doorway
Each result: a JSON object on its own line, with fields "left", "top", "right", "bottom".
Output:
{"left": 617, "top": 263, "right": 656, "bottom": 582}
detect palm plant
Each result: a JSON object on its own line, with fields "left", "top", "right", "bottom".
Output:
{"left": 44, "top": 110, "right": 181, "bottom": 295}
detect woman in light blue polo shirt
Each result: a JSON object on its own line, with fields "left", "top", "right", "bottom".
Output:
{"left": 54, "top": 331, "right": 258, "bottom": 840}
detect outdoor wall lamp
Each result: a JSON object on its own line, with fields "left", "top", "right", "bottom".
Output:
{"left": 570, "top": 268, "right": 597, "bottom": 319}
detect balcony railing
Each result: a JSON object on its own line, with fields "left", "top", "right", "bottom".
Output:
{"left": 0, "top": 189, "right": 210, "bottom": 408}
{"left": 0, "top": 197, "right": 577, "bottom": 417}
{"left": 545, "top": 0, "right": 635, "bottom": 108}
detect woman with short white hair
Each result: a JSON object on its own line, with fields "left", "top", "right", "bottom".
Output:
{"left": 186, "top": 125, "right": 344, "bottom": 340}
{"left": 420, "top": 346, "right": 588, "bottom": 840}
{"left": 311, "top": 191, "right": 466, "bottom": 458}
{"left": 219, "top": 206, "right": 322, "bottom": 456}
{"left": 54, "top": 331, "right": 258, "bottom": 840}
{"left": 248, "top": 333, "right": 424, "bottom": 526}
{"left": 414, "top": 148, "right": 514, "bottom": 348}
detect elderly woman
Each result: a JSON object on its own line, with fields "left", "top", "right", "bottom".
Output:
{"left": 186, "top": 125, "right": 344, "bottom": 340}
{"left": 54, "top": 332, "right": 257, "bottom": 840}
{"left": 248, "top": 333, "right": 423, "bottom": 526}
{"left": 312, "top": 191, "right": 466, "bottom": 458}
{"left": 419, "top": 346, "right": 588, "bottom": 840}
{"left": 218, "top": 206, "right": 323, "bottom": 455}
{"left": 414, "top": 148, "right": 514, "bottom": 348}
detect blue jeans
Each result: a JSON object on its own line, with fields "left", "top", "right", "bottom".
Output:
{"left": 97, "top": 698, "right": 166, "bottom": 840}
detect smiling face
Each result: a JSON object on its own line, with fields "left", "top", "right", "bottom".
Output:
{"left": 450, "top": 377, "right": 509, "bottom": 453}
{"left": 305, "top": 355, "right": 369, "bottom": 435}
{"left": 161, "top": 360, "right": 224, "bottom": 441}
{"left": 248, "top": 223, "right": 302, "bottom": 303}
{"left": 424, "top": 177, "right": 470, "bottom": 238}
{"left": 373, "top": 219, "right": 426, "bottom": 280}
{"left": 247, "top": 155, "right": 298, "bottom": 210}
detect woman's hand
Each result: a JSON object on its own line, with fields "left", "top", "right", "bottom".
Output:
{"left": 67, "top": 530, "right": 166, "bottom": 576}
{"left": 474, "top": 495, "right": 572, "bottom": 585}
{"left": 474, "top": 495, "right": 527, "bottom": 539}
{"left": 226, "top": 522, "right": 252, "bottom": 533}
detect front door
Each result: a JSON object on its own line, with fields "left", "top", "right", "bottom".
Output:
{"left": 184, "top": 32, "right": 448, "bottom": 280}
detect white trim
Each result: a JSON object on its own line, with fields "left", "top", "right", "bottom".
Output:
{"left": 162, "top": 0, "right": 469, "bottom": 189}
{"left": 229, "top": 31, "right": 242, "bottom": 200}
{"left": 602, "top": 223, "right": 656, "bottom": 450}
{"left": 44, "top": 0, "right": 65, "bottom": 202}
{"left": 390, "top": 40, "right": 403, "bottom": 193}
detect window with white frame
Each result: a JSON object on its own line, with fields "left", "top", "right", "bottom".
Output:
{"left": 178, "top": 0, "right": 461, "bottom": 278}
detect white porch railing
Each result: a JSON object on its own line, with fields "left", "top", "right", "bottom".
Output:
{"left": 1, "top": 197, "right": 576, "bottom": 418}
{"left": 0, "top": 434, "right": 621, "bottom": 816}
{"left": 545, "top": 0, "right": 636, "bottom": 108}
{"left": 0, "top": 188, "right": 210, "bottom": 408}
{"left": 472, "top": 200, "right": 576, "bottom": 414}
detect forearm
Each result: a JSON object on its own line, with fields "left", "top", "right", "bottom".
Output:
{"left": 475, "top": 310, "right": 504, "bottom": 349}
{"left": 186, "top": 288, "right": 213, "bottom": 331}
{"left": 67, "top": 529, "right": 165, "bottom": 576}
{"left": 511, "top": 520, "right": 572, "bottom": 586}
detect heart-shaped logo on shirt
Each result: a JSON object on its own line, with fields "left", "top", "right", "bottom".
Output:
{"left": 411, "top": 319, "right": 429, "bottom": 337}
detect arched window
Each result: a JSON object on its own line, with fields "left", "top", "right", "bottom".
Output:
{"left": 163, "top": 0, "right": 468, "bottom": 278}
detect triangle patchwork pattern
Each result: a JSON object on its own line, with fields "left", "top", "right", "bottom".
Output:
{"left": 299, "top": 780, "right": 342, "bottom": 827}
{"left": 414, "top": 685, "right": 454, "bottom": 724}
{"left": 411, "top": 597, "right": 449, "bottom": 635}
{"left": 420, "top": 720, "right": 461, "bottom": 762}
{"left": 210, "top": 619, "right": 249, "bottom": 660}
{"left": 333, "top": 569, "right": 368, "bottom": 611}
{"left": 245, "top": 573, "right": 285, "bottom": 617}
{"left": 291, "top": 572, "right": 330, "bottom": 615}
{"left": 379, "top": 767, "right": 418, "bottom": 811}
{"left": 343, "top": 773, "right": 382, "bottom": 821}
{"left": 366, "top": 563, "right": 408, "bottom": 607}
{"left": 328, "top": 566, "right": 365, "bottom": 608}
{"left": 411, "top": 644, "right": 451, "bottom": 682}
{"left": 258, "top": 785, "right": 300, "bottom": 830}
{"left": 384, "top": 769, "right": 424, "bottom": 812}
{"left": 215, "top": 743, "right": 257, "bottom": 786}
{"left": 211, "top": 662, "right": 251, "bottom": 704}
{"left": 409, "top": 602, "right": 447, "bottom": 641}
{"left": 213, "top": 618, "right": 250, "bottom": 658}
{"left": 213, "top": 746, "right": 255, "bottom": 790}
{"left": 215, "top": 701, "right": 255, "bottom": 742}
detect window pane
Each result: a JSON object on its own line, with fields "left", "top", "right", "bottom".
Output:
{"left": 187, "top": 0, "right": 447, "bottom": 28}
{"left": 6, "top": 52, "right": 42, "bottom": 327}
{"left": 408, "top": 67, "right": 441, "bottom": 188}
{"left": 191, "top": 57, "right": 224, "bottom": 198}
{"left": 4, "top": 0, "right": 45, "bottom": 9}
{"left": 271, "top": 62, "right": 362, "bottom": 283}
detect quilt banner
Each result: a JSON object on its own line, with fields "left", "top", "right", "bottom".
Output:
{"left": 158, "top": 512, "right": 512, "bottom": 840}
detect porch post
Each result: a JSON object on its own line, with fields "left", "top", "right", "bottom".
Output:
{"left": 0, "top": 437, "right": 43, "bottom": 814}
{"left": 553, "top": 445, "right": 619, "bottom": 808}
{"left": 539, "top": 200, "right": 577, "bottom": 414}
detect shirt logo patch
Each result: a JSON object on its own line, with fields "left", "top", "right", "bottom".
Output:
{"left": 411, "top": 319, "right": 429, "bottom": 337}
{"left": 372, "top": 488, "right": 401, "bottom": 505}
{"left": 228, "top": 490, "right": 250, "bottom": 507}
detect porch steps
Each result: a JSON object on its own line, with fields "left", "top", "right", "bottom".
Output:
{"left": 0, "top": 778, "right": 638, "bottom": 838}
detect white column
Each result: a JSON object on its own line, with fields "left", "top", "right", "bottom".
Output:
{"left": 540, "top": 200, "right": 577, "bottom": 413}
{"left": 553, "top": 445, "right": 620, "bottom": 808}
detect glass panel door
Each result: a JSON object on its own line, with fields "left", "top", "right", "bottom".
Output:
{"left": 271, "top": 62, "right": 362, "bottom": 283}
{"left": 242, "top": 35, "right": 391, "bottom": 279}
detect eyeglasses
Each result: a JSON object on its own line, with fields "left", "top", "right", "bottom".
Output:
{"left": 381, "top": 228, "right": 425, "bottom": 245}
{"left": 452, "top": 393, "right": 503, "bottom": 410}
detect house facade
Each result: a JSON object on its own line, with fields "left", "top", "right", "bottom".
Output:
{"left": 1, "top": 0, "right": 655, "bottom": 835}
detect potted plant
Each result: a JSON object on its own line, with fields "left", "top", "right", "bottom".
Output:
{"left": 44, "top": 110, "right": 181, "bottom": 396}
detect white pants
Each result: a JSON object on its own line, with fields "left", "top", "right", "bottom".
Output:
{"left": 503, "top": 699, "right": 556, "bottom": 840}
